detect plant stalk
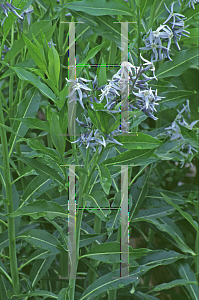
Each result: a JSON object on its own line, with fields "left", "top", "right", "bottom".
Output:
{"left": 88, "top": 214, "right": 102, "bottom": 285}
{"left": 68, "top": 147, "right": 103, "bottom": 299}
{"left": 108, "top": 227, "right": 121, "bottom": 300}
{"left": 0, "top": 97, "right": 20, "bottom": 295}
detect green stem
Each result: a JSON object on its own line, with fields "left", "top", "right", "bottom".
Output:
{"left": 148, "top": 0, "right": 158, "bottom": 30}
{"left": 129, "top": 164, "right": 149, "bottom": 188}
{"left": 108, "top": 227, "right": 121, "bottom": 300}
{"left": 68, "top": 147, "right": 102, "bottom": 299}
{"left": 195, "top": 199, "right": 199, "bottom": 283}
{"left": 68, "top": 147, "right": 89, "bottom": 299}
{"left": 108, "top": 41, "right": 117, "bottom": 70}
{"left": 137, "top": 7, "right": 141, "bottom": 66}
{"left": 143, "top": 228, "right": 154, "bottom": 289}
{"left": 0, "top": 97, "right": 20, "bottom": 295}
{"left": 88, "top": 215, "right": 102, "bottom": 285}
{"left": 9, "top": 25, "right": 15, "bottom": 127}
{"left": 179, "top": 0, "right": 186, "bottom": 14}
{"left": 16, "top": 144, "right": 26, "bottom": 192}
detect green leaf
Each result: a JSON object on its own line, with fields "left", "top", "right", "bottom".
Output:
{"left": 0, "top": 123, "right": 18, "bottom": 135}
{"left": 182, "top": 28, "right": 199, "bottom": 45}
{"left": 102, "top": 148, "right": 156, "bottom": 166}
{"left": 79, "top": 233, "right": 106, "bottom": 248}
{"left": 13, "top": 67, "right": 57, "bottom": 102}
{"left": 139, "top": 0, "right": 148, "bottom": 18}
{"left": 178, "top": 123, "right": 198, "bottom": 149}
{"left": 76, "top": 43, "right": 105, "bottom": 77}
{"left": 0, "top": 260, "right": 12, "bottom": 284}
{"left": 58, "top": 288, "right": 69, "bottom": 300}
{"left": 59, "top": 101, "right": 68, "bottom": 135}
{"left": 97, "top": 56, "right": 107, "bottom": 87}
{"left": 9, "top": 87, "right": 40, "bottom": 154}
{"left": 161, "top": 193, "right": 199, "bottom": 232}
{"left": 131, "top": 206, "right": 175, "bottom": 222}
{"left": 80, "top": 249, "right": 185, "bottom": 299}
{"left": 55, "top": 0, "right": 134, "bottom": 16}
{"left": 130, "top": 111, "right": 148, "bottom": 128}
{"left": 28, "top": 140, "right": 61, "bottom": 162}
{"left": 80, "top": 242, "right": 152, "bottom": 264}
{"left": 97, "top": 164, "right": 112, "bottom": 195}
{"left": 93, "top": 110, "right": 121, "bottom": 135}
{"left": 18, "top": 229, "right": 65, "bottom": 254}
{"left": 158, "top": 90, "right": 195, "bottom": 109}
{"left": 0, "top": 59, "right": 36, "bottom": 80}
{"left": 7, "top": 200, "right": 67, "bottom": 220}
{"left": 4, "top": 20, "right": 55, "bottom": 63}
{"left": 83, "top": 191, "right": 111, "bottom": 222}
{"left": 142, "top": 218, "right": 195, "bottom": 255}
{"left": 48, "top": 44, "right": 60, "bottom": 88}
{"left": 14, "top": 155, "right": 65, "bottom": 186}
{"left": 150, "top": 279, "right": 198, "bottom": 292}
{"left": 114, "top": 133, "right": 161, "bottom": 150}
{"left": 133, "top": 291, "right": 159, "bottom": 299}
{"left": 185, "top": 4, "right": 199, "bottom": 23}
{"left": 139, "top": 249, "right": 186, "bottom": 267}
{"left": 18, "top": 248, "right": 54, "bottom": 271}
{"left": 12, "top": 117, "right": 50, "bottom": 132}
{"left": 50, "top": 112, "right": 65, "bottom": 157}
{"left": 156, "top": 47, "right": 199, "bottom": 79}
{"left": 129, "top": 170, "right": 150, "bottom": 221}
{"left": 177, "top": 262, "right": 199, "bottom": 300}
{"left": 29, "top": 255, "right": 57, "bottom": 290}
{"left": 80, "top": 268, "right": 139, "bottom": 300}
{"left": 22, "top": 33, "right": 47, "bottom": 72}
{"left": 10, "top": 290, "right": 57, "bottom": 299}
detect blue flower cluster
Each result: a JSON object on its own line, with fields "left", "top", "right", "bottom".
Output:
{"left": 140, "top": 2, "right": 190, "bottom": 62}
{"left": 0, "top": 0, "right": 33, "bottom": 26}
{"left": 0, "top": 0, "right": 23, "bottom": 25}
{"left": 179, "top": 0, "right": 199, "bottom": 10}
{"left": 67, "top": 55, "right": 163, "bottom": 153}
{"left": 165, "top": 100, "right": 198, "bottom": 167}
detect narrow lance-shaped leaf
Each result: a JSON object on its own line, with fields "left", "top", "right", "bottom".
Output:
{"left": 9, "top": 87, "right": 40, "bottom": 155}
{"left": 11, "top": 117, "right": 50, "bottom": 132}
{"left": 0, "top": 260, "right": 12, "bottom": 284}
{"left": 48, "top": 44, "right": 60, "bottom": 88}
{"left": 129, "top": 169, "right": 150, "bottom": 222}
{"left": 18, "top": 229, "right": 66, "bottom": 254}
{"left": 178, "top": 123, "right": 198, "bottom": 149}
{"left": 177, "top": 262, "right": 199, "bottom": 300}
{"left": 8, "top": 290, "right": 58, "bottom": 299}
{"left": 55, "top": 0, "right": 134, "bottom": 17}
{"left": 114, "top": 133, "right": 162, "bottom": 150}
{"left": 102, "top": 148, "right": 156, "bottom": 166}
{"left": 79, "top": 242, "right": 152, "bottom": 264}
{"left": 76, "top": 42, "right": 105, "bottom": 77}
{"left": 50, "top": 112, "right": 65, "bottom": 157}
{"left": 97, "top": 164, "right": 112, "bottom": 195}
{"left": 80, "top": 250, "right": 186, "bottom": 299}
{"left": 83, "top": 191, "right": 111, "bottom": 222}
{"left": 14, "top": 155, "right": 65, "bottom": 186}
{"left": 150, "top": 279, "right": 198, "bottom": 293}
{"left": 7, "top": 200, "right": 67, "bottom": 220}
{"left": 13, "top": 67, "right": 57, "bottom": 103}
{"left": 3, "top": 20, "right": 55, "bottom": 64}
{"left": 22, "top": 33, "right": 47, "bottom": 72}
{"left": 161, "top": 193, "right": 199, "bottom": 232}
{"left": 29, "top": 255, "right": 57, "bottom": 289}
{"left": 156, "top": 47, "right": 199, "bottom": 79}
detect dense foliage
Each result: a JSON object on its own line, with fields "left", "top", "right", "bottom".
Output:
{"left": 0, "top": 0, "right": 198, "bottom": 299}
